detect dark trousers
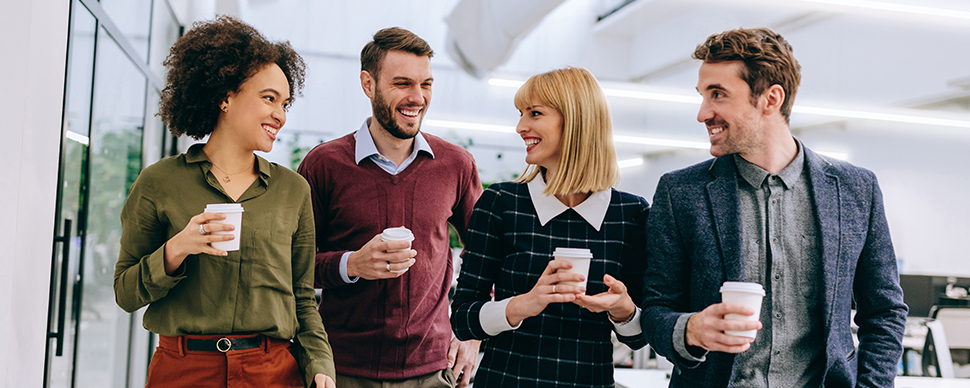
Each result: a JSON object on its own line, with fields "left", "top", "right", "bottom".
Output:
{"left": 147, "top": 334, "right": 304, "bottom": 388}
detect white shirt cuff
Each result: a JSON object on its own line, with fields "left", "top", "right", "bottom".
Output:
{"left": 339, "top": 251, "right": 359, "bottom": 284}
{"left": 480, "top": 297, "right": 521, "bottom": 336}
{"left": 612, "top": 307, "right": 643, "bottom": 337}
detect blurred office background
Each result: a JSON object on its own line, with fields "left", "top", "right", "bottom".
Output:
{"left": 3, "top": 0, "right": 970, "bottom": 387}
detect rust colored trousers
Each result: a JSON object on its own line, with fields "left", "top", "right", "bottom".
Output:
{"left": 146, "top": 334, "right": 304, "bottom": 388}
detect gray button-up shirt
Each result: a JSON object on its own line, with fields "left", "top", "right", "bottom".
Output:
{"left": 731, "top": 145, "right": 826, "bottom": 388}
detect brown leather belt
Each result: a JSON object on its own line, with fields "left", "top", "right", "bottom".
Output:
{"left": 185, "top": 335, "right": 262, "bottom": 352}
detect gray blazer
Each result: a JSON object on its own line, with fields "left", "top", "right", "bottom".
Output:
{"left": 641, "top": 146, "right": 907, "bottom": 387}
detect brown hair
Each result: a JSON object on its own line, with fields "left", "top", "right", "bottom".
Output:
{"left": 692, "top": 27, "right": 801, "bottom": 123}
{"left": 513, "top": 67, "right": 619, "bottom": 196}
{"left": 360, "top": 27, "right": 434, "bottom": 81}
{"left": 158, "top": 15, "right": 306, "bottom": 139}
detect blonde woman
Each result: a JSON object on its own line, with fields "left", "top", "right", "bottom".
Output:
{"left": 451, "top": 67, "right": 648, "bottom": 387}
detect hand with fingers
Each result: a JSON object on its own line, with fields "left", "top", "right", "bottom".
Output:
{"left": 312, "top": 373, "right": 336, "bottom": 388}
{"left": 574, "top": 274, "right": 636, "bottom": 323}
{"left": 686, "top": 302, "right": 762, "bottom": 353}
{"left": 163, "top": 212, "right": 235, "bottom": 275}
{"left": 505, "top": 260, "right": 586, "bottom": 327}
{"left": 447, "top": 337, "right": 481, "bottom": 388}
{"left": 347, "top": 234, "right": 417, "bottom": 280}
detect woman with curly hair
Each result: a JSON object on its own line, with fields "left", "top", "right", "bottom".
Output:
{"left": 113, "top": 16, "right": 336, "bottom": 388}
{"left": 451, "top": 67, "right": 649, "bottom": 387}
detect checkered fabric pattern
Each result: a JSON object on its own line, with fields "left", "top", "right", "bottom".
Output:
{"left": 451, "top": 182, "right": 649, "bottom": 387}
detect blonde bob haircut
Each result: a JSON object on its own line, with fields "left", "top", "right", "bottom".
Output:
{"left": 514, "top": 67, "right": 619, "bottom": 197}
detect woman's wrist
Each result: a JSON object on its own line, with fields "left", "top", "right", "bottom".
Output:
{"left": 607, "top": 300, "right": 636, "bottom": 324}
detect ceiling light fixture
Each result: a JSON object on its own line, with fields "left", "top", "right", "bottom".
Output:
{"left": 798, "top": 0, "right": 970, "bottom": 21}
{"left": 489, "top": 78, "right": 970, "bottom": 129}
{"left": 618, "top": 158, "right": 644, "bottom": 168}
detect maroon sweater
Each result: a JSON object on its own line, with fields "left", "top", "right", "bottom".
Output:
{"left": 297, "top": 131, "right": 482, "bottom": 379}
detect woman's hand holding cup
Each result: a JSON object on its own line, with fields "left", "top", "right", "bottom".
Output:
{"left": 505, "top": 260, "right": 586, "bottom": 327}
{"left": 163, "top": 212, "right": 234, "bottom": 275}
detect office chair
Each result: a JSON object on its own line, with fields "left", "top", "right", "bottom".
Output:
{"left": 922, "top": 306, "right": 970, "bottom": 378}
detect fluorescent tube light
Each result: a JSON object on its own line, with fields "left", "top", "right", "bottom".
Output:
{"left": 489, "top": 78, "right": 970, "bottom": 129}
{"left": 799, "top": 0, "right": 970, "bottom": 21}
{"left": 618, "top": 158, "right": 644, "bottom": 168}
{"left": 66, "top": 130, "right": 90, "bottom": 146}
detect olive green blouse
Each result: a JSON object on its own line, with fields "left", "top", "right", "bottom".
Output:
{"left": 114, "top": 143, "right": 335, "bottom": 384}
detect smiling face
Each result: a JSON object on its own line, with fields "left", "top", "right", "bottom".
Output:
{"left": 364, "top": 50, "right": 433, "bottom": 139}
{"left": 516, "top": 97, "right": 564, "bottom": 172}
{"left": 220, "top": 63, "right": 290, "bottom": 153}
{"left": 696, "top": 60, "right": 767, "bottom": 158}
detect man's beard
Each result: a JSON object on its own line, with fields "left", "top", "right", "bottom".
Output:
{"left": 373, "top": 88, "right": 423, "bottom": 140}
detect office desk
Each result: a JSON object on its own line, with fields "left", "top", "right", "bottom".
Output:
{"left": 613, "top": 369, "right": 970, "bottom": 387}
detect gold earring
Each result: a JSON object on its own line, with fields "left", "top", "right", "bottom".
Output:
{"left": 222, "top": 106, "right": 228, "bottom": 112}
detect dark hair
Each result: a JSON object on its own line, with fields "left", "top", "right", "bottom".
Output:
{"left": 158, "top": 15, "right": 306, "bottom": 139}
{"left": 360, "top": 27, "right": 433, "bottom": 81}
{"left": 692, "top": 27, "right": 801, "bottom": 123}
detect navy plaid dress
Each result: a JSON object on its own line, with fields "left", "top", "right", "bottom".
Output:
{"left": 451, "top": 182, "right": 649, "bottom": 387}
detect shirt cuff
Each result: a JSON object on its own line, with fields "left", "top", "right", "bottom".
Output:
{"left": 612, "top": 307, "right": 643, "bottom": 337}
{"left": 673, "top": 313, "right": 708, "bottom": 362}
{"left": 339, "top": 251, "right": 359, "bottom": 284}
{"left": 480, "top": 298, "right": 521, "bottom": 336}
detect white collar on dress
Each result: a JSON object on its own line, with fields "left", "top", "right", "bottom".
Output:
{"left": 527, "top": 174, "right": 612, "bottom": 232}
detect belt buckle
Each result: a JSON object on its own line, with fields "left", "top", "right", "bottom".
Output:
{"left": 216, "top": 337, "right": 232, "bottom": 352}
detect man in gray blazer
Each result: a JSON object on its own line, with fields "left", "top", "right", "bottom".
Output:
{"left": 641, "top": 27, "right": 907, "bottom": 387}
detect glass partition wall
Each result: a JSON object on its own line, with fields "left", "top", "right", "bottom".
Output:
{"left": 44, "top": 1, "right": 181, "bottom": 387}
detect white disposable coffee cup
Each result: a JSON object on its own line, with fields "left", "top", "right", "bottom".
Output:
{"left": 381, "top": 227, "right": 414, "bottom": 250}
{"left": 720, "top": 281, "right": 766, "bottom": 338}
{"left": 553, "top": 247, "right": 593, "bottom": 293}
{"left": 205, "top": 203, "right": 244, "bottom": 251}
{"left": 381, "top": 227, "right": 414, "bottom": 274}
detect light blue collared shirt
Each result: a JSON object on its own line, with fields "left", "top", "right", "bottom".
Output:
{"left": 354, "top": 118, "right": 434, "bottom": 175}
{"left": 339, "top": 118, "right": 436, "bottom": 283}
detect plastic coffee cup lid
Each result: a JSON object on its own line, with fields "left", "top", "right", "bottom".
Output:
{"left": 719, "top": 281, "right": 765, "bottom": 296}
{"left": 381, "top": 227, "right": 414, "bottom": 242}
{"left": 205, "top": 203, "right": 244, "bottom": 213}
{"left": 552, "top": 247, "right": 593, "bottom": 258}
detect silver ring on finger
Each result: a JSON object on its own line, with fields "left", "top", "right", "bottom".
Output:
{"left": 386, "top": 262, "right": 391, "bottom": 272}
{"left": 552, "top": 285, "right": 557, "bottom": 294}
{"left": 199, "top": 224, "right": 208, "bottom": 235}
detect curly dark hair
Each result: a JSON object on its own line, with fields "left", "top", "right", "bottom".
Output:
{"left": 692, "top": 27, "right": 801, "bottom": 123}
{"left": 158, "top": 15, "right": 306, "bottom": 139}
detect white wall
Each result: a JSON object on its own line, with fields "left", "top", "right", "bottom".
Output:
{"left": 0, "top": 1, "right": 70, "bottom": 387}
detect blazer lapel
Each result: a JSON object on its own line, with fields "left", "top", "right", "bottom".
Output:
{"left": 706, "top": 157, "right": 744, "bottom": 281}
{"left": 805, "top": 148, "right": 840, "bottom": 334}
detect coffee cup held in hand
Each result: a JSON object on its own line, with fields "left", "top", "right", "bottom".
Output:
{"left": 719, "top": 281, "right": 766, "bottom": 338}
{"left": 205, "top": 203, "right": 244, "bottom": 251}
{"left": 381, "top": 227, "right": 414, "bottom": 273}
{"left": 553, "top": 247, "right": 593, "bottom": 294}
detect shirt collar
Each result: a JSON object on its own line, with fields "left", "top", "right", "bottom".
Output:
{"left": 527, "top": 174, "right": 612, "bottom": 231}
{"left": 733, "top": 140, "right": 805, "bottom": 189}
{"left": 354, "top": 118, "right": 434, "bottom": 165}
{"left": 186, "top": 143, "right": 272, "bottom": 180}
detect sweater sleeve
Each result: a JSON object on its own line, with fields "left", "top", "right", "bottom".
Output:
{"left": 448, "top": 151, "right": 483, "bottom": 244}
{"left": 297, "top": 149, "right": 353, "bottom": 290}
{"left": 451, "top": 186, "right": 505, "bottom": 340}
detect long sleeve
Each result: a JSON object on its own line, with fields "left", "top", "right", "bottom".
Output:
{"left": 641, "top": 174, "right": 703, "bottom": 369}
{"left": 290, "top": 187, "right": 337, "bottom": 384}
{"left": 451, "top": 186, "right": 504, "bottom": 341}
{"left": 113, "top": 168, "right": 186, "bottom": 313}
{"left": 853, "top": 172, "right": 907, "bottom": 388}
{"left": 296, "top": 150, "right": 353, "bottom": 290}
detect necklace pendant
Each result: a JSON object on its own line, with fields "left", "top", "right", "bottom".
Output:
{"left": 223, "top": 176, "right": 230, "bottom": 183}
